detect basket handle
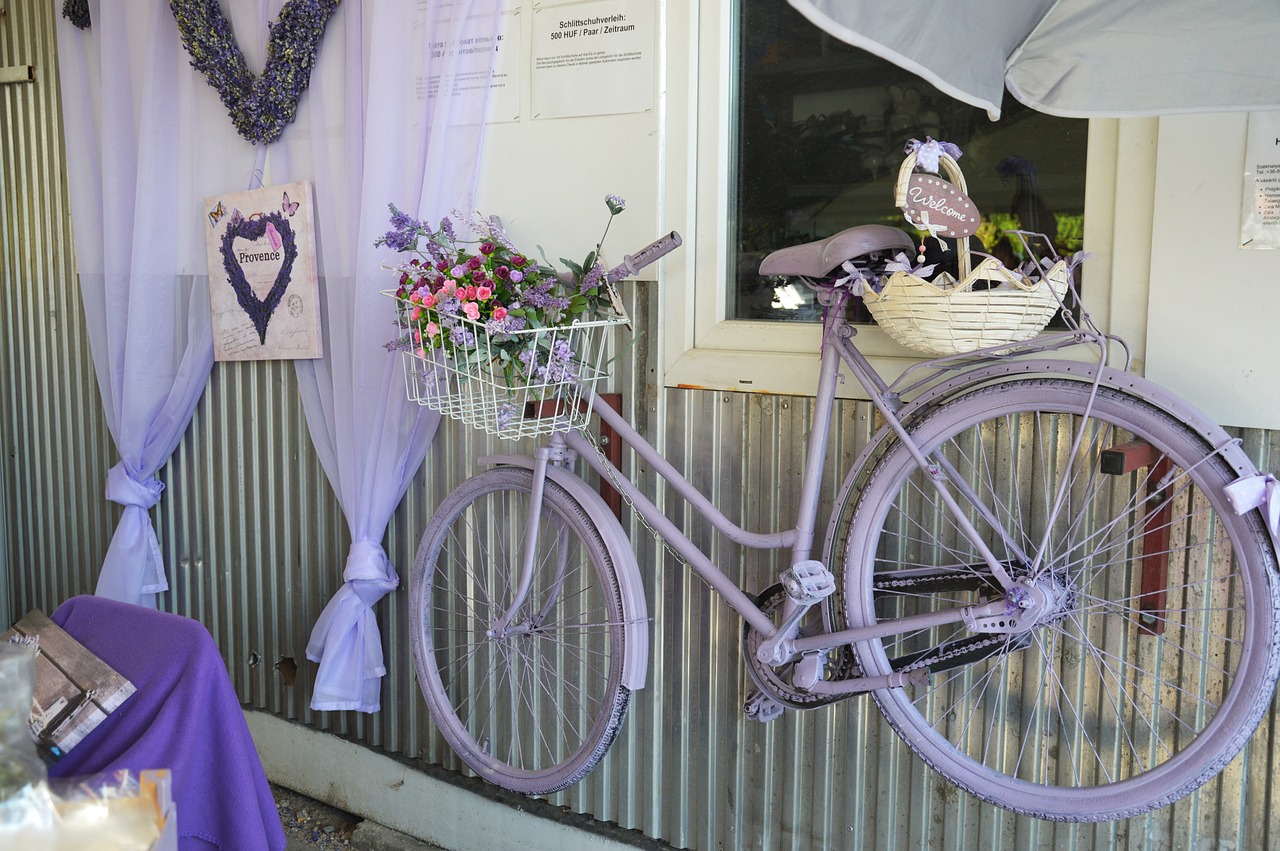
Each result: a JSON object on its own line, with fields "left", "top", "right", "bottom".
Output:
{"left": 894, "top": 148, "right": 973, "bottom": 279}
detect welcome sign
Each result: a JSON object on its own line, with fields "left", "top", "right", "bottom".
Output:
{"left": 900, "top": 173, "right": 980, "bottom": 239}
{"left": 203, "top": 180, "right": 322, "bottom": 361}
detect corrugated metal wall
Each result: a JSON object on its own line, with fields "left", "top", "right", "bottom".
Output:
{"left": 6, "top": 5, "right": 1280, "bottom": 850}
{"left": 0, "top": 0, "right": 116, "bottom": 616}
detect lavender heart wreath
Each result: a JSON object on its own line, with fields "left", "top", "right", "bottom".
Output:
{"left": 170, "top": 0, "right": 341, "bottom": 145}
{"left": 221, "top": 211, "right": 299, "bottom": 344}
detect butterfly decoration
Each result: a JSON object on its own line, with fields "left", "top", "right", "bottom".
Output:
{"left": 208, "top": 200, "right": 227, "bottom": 229}
{"left": 282, "top": 191, "right": 300, "bottom": 217}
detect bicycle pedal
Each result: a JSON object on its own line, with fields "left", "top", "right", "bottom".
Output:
{"left": 743, "top": 690, "right": 785, "bottom": 723}
{"left": 780, "top": 561, "right": 835, "bottom": 605}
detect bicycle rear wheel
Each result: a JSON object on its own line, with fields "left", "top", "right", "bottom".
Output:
{"left": 410, "top": 466, "right": 630, "bottom": 794}
{"left": 841, "top": 379, "right": 1280, "bottom": 820}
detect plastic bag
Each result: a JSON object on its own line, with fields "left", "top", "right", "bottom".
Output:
{"left": 0, "top": 641, "right": 45, "bottom": 802}
{"left": 0, "top": 642, "right": 169, "bottom": 849}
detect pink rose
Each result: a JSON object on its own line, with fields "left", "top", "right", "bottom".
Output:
{"left": 410, "top": 306, "right": 422, "bottom": 321}
{"left": 492, "top": 306, "right": 508, "bottom": 320}
{"left": 426, "top": 322, "right": 440, "bottom": 337}
{"left": 422, "top": 293, "right": 437, "bottom": 307}
{"left": 476, "top": 286, "right": 492, "bottom": 301}
{"left": 463, "top": 302, "right": 480, "bottom": 320}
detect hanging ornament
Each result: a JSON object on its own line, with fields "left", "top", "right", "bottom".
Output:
{"left": 170, "top": 0, "right": 341, "bottom": 145}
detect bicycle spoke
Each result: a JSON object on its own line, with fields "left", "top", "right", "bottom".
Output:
{"left": 412, "top": 468, "right": 629, "bottom": 794}
{"left": 845, "top": 380, "right": 1278, "bottom": 819}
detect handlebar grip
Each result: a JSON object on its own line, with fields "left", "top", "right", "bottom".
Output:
{"left": 610, "top": 231, "right": 682, "bottom": 279}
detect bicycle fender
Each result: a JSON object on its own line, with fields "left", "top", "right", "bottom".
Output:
{"left": 480, "top": 455, "right": 650, "bottom": 691}
{"left": 896, "top": 359, "right": 1258, "bottom": 477}
{"left": 823, "top": 359, "right": 1265, "bottom": 573}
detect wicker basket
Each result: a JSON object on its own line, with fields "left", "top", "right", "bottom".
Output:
{"left": 387, "top": 292, "right": 628, "bottom": 440}
{"left": 864, "top": 146, "right": 1068, "bottom": 356}
{"left": 865, "top": 257, "right": 1069, "bottom": 356}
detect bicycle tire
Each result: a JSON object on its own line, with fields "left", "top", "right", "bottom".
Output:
{"left": 409, "top": 466, "right": 630, "bottom": 795}
{"left": 840, "top": 379, "right": 1280, "bottom": 821}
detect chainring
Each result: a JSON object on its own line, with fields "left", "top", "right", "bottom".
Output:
{"left": 741, "top": 584, "right": 859, "bottom": 709}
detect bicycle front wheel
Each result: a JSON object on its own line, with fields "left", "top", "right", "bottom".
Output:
{"left": 410, "top": 466, "right": 630, "bottom": 795}
{"left": 842, "top": 379, "right": 1280, "bottom": 821}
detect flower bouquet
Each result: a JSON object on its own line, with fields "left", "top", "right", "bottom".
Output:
{"left": 380, "top": 196, "right": 631, "bottom": 439}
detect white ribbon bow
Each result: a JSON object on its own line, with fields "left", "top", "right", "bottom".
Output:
{"left": 1224, "top": 473, "right": 1280, "bottom": 555}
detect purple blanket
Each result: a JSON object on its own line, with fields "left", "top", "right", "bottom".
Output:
{"left": 48, "top": 596, "right": 285, "bottom": 851}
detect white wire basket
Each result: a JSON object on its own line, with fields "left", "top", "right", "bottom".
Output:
{"left": 386, "top": 291, "right": 628, "bottom": 440}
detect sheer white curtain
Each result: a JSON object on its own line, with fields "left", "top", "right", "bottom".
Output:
{"left": 58, "top": 0, "right": 498, "bottom": 711}
{"left": 56, "top": 2, "right": 260, "bottom": 606}
{"left": 273, "top": 1, "right": 500, "bottom": 712}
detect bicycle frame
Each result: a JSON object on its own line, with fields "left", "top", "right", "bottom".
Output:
{"left": 482, "top": 300, "right": 1119, "bottom": 696}
{"left": 478, "top": 236, "right": 1270, "bottom": 698}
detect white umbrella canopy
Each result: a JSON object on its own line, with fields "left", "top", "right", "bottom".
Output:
{"left": 788, "top": 0, "right": 1280, "bottom": 119}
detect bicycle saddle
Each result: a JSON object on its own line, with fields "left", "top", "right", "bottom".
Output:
{"left": 759, "top": 225, "right": 914, "bottom": 278}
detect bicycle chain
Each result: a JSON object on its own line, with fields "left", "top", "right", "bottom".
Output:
{"left": 893, "top": 632, "right": 1031, "bottom": 674}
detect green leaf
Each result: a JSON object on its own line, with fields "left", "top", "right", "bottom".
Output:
{"left": 560, "top": 257, "right": 584, "bottom": 276}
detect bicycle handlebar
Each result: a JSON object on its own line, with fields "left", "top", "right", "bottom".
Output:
{"left": 608, "top": 231, "right": 682, "bottom": 280}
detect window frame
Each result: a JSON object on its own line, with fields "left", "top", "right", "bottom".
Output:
{"left": 659, "top": 0, "right": 1140, "bottom": 399}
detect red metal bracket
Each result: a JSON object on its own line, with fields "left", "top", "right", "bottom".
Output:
{"left": 597, "top": 394, "right": 623, "bottom": 520}
{"left": 1100, "top": 440, "right": 1170, "bottom": 635}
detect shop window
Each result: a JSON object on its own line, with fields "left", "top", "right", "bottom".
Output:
{"left": 730, "top": 0, "right": 1088, "bottom": 322}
